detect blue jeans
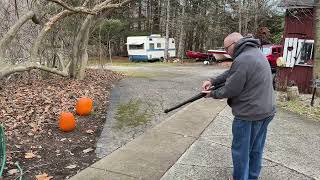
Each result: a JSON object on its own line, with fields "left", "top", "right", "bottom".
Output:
{"left": 232, "top": 115, "right": 274, "bottom": 180}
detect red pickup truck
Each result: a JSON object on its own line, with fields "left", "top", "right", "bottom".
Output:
{"left": 261, "top": 45, "right": 283, "bottom": 69}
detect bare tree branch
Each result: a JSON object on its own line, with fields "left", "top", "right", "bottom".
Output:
{"left": 47, "top": 0, "right": 97, "bottom": 15}
{"left": 0, "top": 63, "right": 68, "bottom": 79}
{"left": 31, "top": 10, "right": 74, "bottom": 62}
{"left": 0, "top": 11, "right": 35, "bottom": 59}
{"left": 14, "top": 0, "right": 19, "bottom": 19}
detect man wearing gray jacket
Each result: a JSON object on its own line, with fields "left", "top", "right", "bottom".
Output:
{"left": 202, "top": 32, "right": 276, "bottom": 180}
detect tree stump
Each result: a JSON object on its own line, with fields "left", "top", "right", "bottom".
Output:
{"left": 287, "top": 86, "right": 299, "bottom": 101}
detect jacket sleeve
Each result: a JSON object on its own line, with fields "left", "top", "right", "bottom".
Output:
{"left": 210, "top": 70, "right": 230, "bottom": 86}
{"left": 212, "top": 61, "right": 247, "bottom": 99}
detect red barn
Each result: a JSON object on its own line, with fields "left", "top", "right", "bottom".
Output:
{"left": 277, "top": 0, "right": 315, "bottom": 93}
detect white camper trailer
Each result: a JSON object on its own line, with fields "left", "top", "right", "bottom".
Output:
{"left": 126, "top": 34, "right": 176, "bottom": 62}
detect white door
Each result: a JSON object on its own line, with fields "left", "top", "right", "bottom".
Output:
{"left": 283, "top": 38, "right": 298, "bottom": 67}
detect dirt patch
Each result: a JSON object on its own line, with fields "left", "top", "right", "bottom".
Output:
{"left": 0, "top": 69, "right": 124, "bottom": 179}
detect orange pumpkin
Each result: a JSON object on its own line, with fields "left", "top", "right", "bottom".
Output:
{"left": 76, "top": 97, "right": 93, "bottom": 116}
{"left": 59, "top": 112, "right": 76, "bottom": 132}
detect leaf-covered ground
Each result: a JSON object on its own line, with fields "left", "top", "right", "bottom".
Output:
{"left": 277, "top": 91, "right": 320, "bottom": 121}
{"left": 0, "top": 69, "right": 124, "bottom": 179}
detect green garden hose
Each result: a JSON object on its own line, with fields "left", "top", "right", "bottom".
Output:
{"left": 15, "top": 162, "right": 23, "bottom": 180}
{"left": 0, "top": 124, "right": 23, "bottom": 179}
{"left": 0, "top": 124, "right": 6, "bottom": 177}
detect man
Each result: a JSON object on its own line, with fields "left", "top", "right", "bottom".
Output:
{"left": 202, "top": 32, "right": 276, "bottom": 180}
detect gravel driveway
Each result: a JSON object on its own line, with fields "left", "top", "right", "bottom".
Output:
{"left": 95, "top": 64, "right": 228, "bottom": 158}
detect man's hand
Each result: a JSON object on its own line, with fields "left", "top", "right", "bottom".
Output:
{"left": 202, "top": 80, "right": 212, "bottom": 91}
{"left": 202, "top": 90, "right": 212, "bottom": 98}
{"left": 202, "top": 80, "right": 213, "bottom": 98}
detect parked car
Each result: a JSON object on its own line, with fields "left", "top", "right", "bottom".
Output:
{"left": 185, "top": 49, "right": 232, "bottom": 64}
{"left": 261, "top": 44, "right": 283, "bottom": 70}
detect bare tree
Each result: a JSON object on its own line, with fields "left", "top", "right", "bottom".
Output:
{"left": 0, "top": 0, "right": 134, "bottom": 81}
{"left": 164, "top": 0, "right": 170, "bottom": 62}
{"left": 177, "top": 0, "right": 186, "bottom": 59}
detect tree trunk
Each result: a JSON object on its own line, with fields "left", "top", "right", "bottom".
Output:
{"left": 177, "top": 0, "right": 186, "bottom": 59}
{"left": 99, "top": 23, "right": 103, "bottom": 69}
{"left": 72, "top": 15, "right": 94, "bottom": 80}
{"left": 194, "top": 28, "right": 200, "bottom": 51}
{"left": 164, "top": 0, "right": 170, "bottom": 62}
{"left": 152, "top": 0, "right": 161, "bottom": 33}
{"left": 238, "top": 0, "right": 242, "bottom": 33}
{"left": 70, "top": 0, "right": 133, "bottom": 79}
{"left": 147, "top": 0, "right": 151, "bottom": 31}
{"left": 254, "top": 0, "right": 259, "bottom": 33}
{"left": 14, "top": 0, "right": 19, "bottom": 19}
{"left": 244, "top": 0, "right": 249, "bottom": 34}
{"left": 109, "top": 40, "right": 112, "bottom": 64}
{"left": 314, "top": 0, "right": 320, "bottom": 80}
{"left": 138, "top": 0, "right": 142, "bottom": 31}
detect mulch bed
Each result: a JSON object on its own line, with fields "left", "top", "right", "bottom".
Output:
{"left": 0, "top": 69, "right": 124, "bottom": 179}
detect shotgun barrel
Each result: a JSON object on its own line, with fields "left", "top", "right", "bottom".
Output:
{"left": 164, "top": 83, "right": 224, "bottom": 113}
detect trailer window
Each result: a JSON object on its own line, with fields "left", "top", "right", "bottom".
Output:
{"left": 157, "top": 43, "right": 161, "bottom": 48}
{"left": 129, "top": 44, "right": 144, "bottom": 50}
{"left": 149, "top": 43, "right": 154, "bottom": 49}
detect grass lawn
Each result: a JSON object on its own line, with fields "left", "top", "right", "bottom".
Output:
{"left": 88, "top": 56, "right": 179, "bottom": 67}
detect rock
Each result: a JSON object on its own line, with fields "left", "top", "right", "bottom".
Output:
{"left": 8, "top": 169, "right": 18, "bottom": 175}
{"left": 287, "top": 86, "right": 299, "bottom": 101}
{"left": 83, "top": 148, "right": 94, "bottom": 154}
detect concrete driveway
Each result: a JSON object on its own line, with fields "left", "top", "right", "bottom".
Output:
{"left": 70, "top": 63, "right": 320, "bottom": 180}
{"left": 95, "top": 64, "right": 228, "bottom": 157}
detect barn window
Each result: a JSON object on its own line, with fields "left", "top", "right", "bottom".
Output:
{"left": 157, "top": 43, "right": 161, "bottom": 48}
{"left": 296, "top": 39, "right": 314, "bottom": 65}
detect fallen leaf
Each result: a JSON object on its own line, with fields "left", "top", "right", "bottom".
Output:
{"left": 83, "top": 148, "right": 94, "bottom": 154}
{"left": 8, "top": 169, "right": 18, "bottom": 175}
{"left": 15, "top": 145, "right": 21, "bottom": 149}
{"left": 65, "top": 150, "right": 74, "bottom": 156}
{"left": 86, "top": 129, "right": 94, "bottom": 134}
{"left": 25, "top": 152, "right": 36, "bottom": 159}
{"left": 27, "top": 132, "right": 34, "bottom": 136}
{"left": 65, "top": 165, "right": 77, "bottom": 169}
{"left": 35, "top": 173, "right": 53, "bottom": 180}
{"left": 60, "top": 138, "right": 67, "bottom": 142}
